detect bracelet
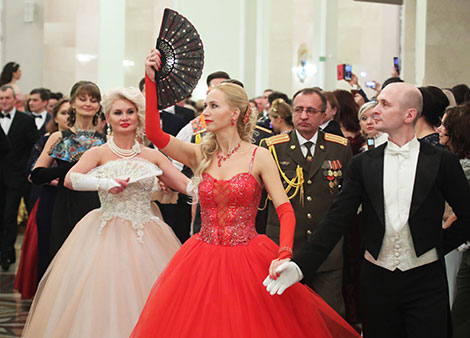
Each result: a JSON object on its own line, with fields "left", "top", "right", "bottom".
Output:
{"left": 278, "top": 247, "right": 293, "bottom": 255}
{"left": 97, "top": 178, "right": 101, "bottom": 190}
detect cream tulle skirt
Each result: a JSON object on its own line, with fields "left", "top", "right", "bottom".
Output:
{"left": 22, "top": 206, "right": 181, "bottom": 338}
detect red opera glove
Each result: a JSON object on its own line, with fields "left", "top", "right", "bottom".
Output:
{"left": 145, "top": 74, "right": 171, "bottom": 149}
{"left": 276, "top": 202, "right": 295, "bottom": 259}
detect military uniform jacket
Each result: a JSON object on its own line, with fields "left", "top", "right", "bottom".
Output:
{"left": 265, "top": 129, "right": 353, "bottom": 272}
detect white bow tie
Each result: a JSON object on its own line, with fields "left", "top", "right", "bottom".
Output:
{"left": 387, "top": 145, "right": 410, "bottom": 158}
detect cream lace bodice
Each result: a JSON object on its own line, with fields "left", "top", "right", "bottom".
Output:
{"left": 87, "top": 158, "right": 163, "bottom": 243}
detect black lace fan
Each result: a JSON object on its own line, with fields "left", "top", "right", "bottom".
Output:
{"left": 155, "top": 8, "right": 204, "bottom": 110}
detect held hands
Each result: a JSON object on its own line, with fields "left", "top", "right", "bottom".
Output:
{"left": 145, "top": 49, "right": 162, "bottom": 81}
{"left": 108, "top": 177, "right": 130, "bottom": 194}
{"left": 263, "top": 260, "right": 304, "bottom": 296}
{"left": 268, "top": 258, "right": 291, "bottom": 279}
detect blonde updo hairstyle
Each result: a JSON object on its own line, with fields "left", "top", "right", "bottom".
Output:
{"left": 192, "top": 82, "right": 257, "bottom": 190}
{"left": 101, "top": 87, "right": 145, "bottom": 137}
{"left": 269, "top": 98, "right": 293, "bottom": 127}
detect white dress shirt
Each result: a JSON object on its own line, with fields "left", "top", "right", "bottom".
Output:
{"left": 0, "top": 107, "right": 16, "bottom": 134}
{"left": 31, "top": 110, "right": 48, "bottom": 130}
{"left": 295, "top": 130, "right": 318, "bottom": 158}
{"left": 319, "top": 119, "right": 331, "bottom": 130}
{"left": 365, "top": 137, "right": 438, "bottom": 271}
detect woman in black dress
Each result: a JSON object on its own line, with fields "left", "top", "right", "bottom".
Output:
{"left": 31, "top": 82, "right": 106, "bottom": 265}
{"left": 14, "top": 97, "right": 71, "bottom": 298}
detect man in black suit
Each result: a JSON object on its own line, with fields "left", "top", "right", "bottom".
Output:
{"left": 0, "top": 85, "right": 39, "bottom": 270}
{"left": 257, "top": 89, "right": 273, "bottom": 130}
{"left": 28, "top": 88, "right": 51, "bottom": 136}
{"left": 264, "top": 83, "right": 470, "bottom": 338}
{"left": 174, "top": 104, "right": 195, "bottom": 124}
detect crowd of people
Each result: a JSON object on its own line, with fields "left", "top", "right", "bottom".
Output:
{"left": 1, "top": 50, "right": 470, "bottom": 338}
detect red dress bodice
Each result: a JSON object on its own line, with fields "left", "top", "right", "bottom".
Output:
{"left": 198, "top": 172, "right": 262, "bottom": 246}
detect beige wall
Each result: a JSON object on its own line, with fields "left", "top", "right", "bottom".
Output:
{"left": 336, "top": 0, "right": 401, "bottom": 97}
{"left": 422, "top": 0, "right": 470, "bottom": 87}
{"left": 2, "top": 0, "right": 469, "bottom": 101}
{"left": 2, "top": 0, "right": 44, "bottom": 94}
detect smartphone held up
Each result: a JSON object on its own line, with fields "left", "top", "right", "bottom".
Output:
{"left": 366, "top": 81, "right": 376, "bottom": 89}
{"left": 337, "top": 64, "right": 352, "bottom": 81}
{"left": 393, "top": 57, "right": 400, "bottom": 75}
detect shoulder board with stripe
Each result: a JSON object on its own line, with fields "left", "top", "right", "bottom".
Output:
{"left": 265, "top": 133, "right": 290, "bottom": 147}
{"left": 255, "top": 125, "right": 273, "bottom": 134}
{"left": 324, "top": 133, "right": 348, "bottom": 146}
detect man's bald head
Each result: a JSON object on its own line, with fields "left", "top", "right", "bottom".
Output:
{"left": 381, "top": 82, "right": 423, "bottom": 124}
{"left": 387, "top": 82, "right": 423, "bottom": 115}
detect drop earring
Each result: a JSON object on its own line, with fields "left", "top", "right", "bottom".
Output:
{"left": 107, "top": 125, "right": 112, "bottom": 135}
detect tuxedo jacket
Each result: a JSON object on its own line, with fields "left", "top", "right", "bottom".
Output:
{"left": 0, "top": 111, "right": 39, "bottom": 189}
{"left": 174, "top": 105, "right": 195, "bottom": 124}
{"left": 322, "top": 120, "right": 344, "bottom": 137}
{"left": 161, "top": 111, "right": 186, "bottom": 136}
{"left": 294, "top": 141, "right": 470, "bottom": 280}
{"left": 0, "top": 127, "right": 11, "bottom": 159}
{"left": 36, "top": 113, "right": 52, "bottom": 136}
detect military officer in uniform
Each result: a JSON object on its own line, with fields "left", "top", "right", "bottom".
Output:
{"left": 263, "top": 88, "right": 352, "bottom": 316}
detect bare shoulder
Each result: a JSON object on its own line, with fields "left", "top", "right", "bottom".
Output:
{"left": 78, "top": 145, "right": 105, "bottom": 162}
{"left": 47, "top": 131, "right": 62, "bottom": 143}
{"left": 43, "top": 131, "right": 63, "bottom": 151}
{"left": 254, "top": 146, "right": 271, "bottom": 160}
{"left": 252, "top": 146, "right": 276, "bottom": 172}
{"left": 87, "top": 144, "right": 106, "bottom": 156}
{"left": 139, "top": 146, "right": 165, "bottom": 163}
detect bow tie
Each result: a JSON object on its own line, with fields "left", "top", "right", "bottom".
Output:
{"left": 32, "top": 114, "right": 43, "bottom": 119}
{"left": 387, "top": 145, "right": 410, "bottom": 158}
{"left": 0, "top": 112, "right": 11, "bottom": 119}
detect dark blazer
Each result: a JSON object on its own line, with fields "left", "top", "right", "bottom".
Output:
{"left": 322, "top": 120, "right": 344, "bottom": 137}
{"left": 257, "top": 116, "right": 272, "bottom": 131}
{"left": 0, "top": 127, "right": 11, "bottom": 159}
{"left": 294, "top": 141, "right": 470, "bottom": 280}
{"left": 265, "top": 130, "right": 353, "bottom": 272}
{"left": 0, "top": 111, "right": 39, "bottom": 189}
{"left": 174, "top": 105, "right": 195, "bottom": 124}
{"left": 161, "top": 111, "right": 186, "bottom": 136}
{"left": 36, "top": 113, "right": 52, "bottom": 136}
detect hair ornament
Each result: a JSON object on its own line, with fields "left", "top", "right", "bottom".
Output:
{"left": 271, "top": 98, "right": 286, "bottom": 113}
{"left": 243, "top": 105, "right": 251, "bottom": 123}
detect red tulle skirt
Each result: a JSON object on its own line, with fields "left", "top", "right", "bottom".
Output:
{"left": 131, "top": 235, "right": 360, "bottom": 338}
{"left": 14, "top": 200, "right": 39, "bottom": 299}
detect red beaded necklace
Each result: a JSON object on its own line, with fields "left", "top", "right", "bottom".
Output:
{"left": 216, "top": 142, "right": 241, "bottom": 167}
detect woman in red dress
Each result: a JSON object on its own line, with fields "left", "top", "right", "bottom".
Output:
{"left": 131, "top": 49, "right": 360, "bottom": 338}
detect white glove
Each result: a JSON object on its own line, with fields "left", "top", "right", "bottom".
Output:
{"left": 186, "top": 181, "right": 198, "bottom": 197}
{"left": 263, "top": 261, "right": 303, "bottom": 296}
{"left": 70, "top": 172, "right": 120, "bottom": 191}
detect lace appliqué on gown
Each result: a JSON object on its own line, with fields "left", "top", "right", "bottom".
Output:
{"left": 198, "top": 172, "right": 261, "bottom": 246}
{"left": 73, "top": 158, "right": 163, "bottom": 243}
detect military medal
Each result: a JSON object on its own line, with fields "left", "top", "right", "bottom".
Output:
{"left": 336, "top": 160, "right": 343, "bottom": 177}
